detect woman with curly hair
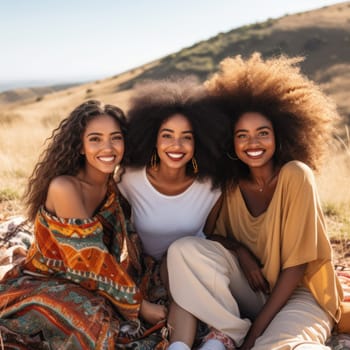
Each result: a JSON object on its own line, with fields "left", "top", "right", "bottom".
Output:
{"left": 167, "top": 53, "right": 344, "bottom": 350}
{"left": 0, "top": 100, "right": 167, "bottom": 349}
{"left": 117, "top": 77, "right": 229, "bottom": 348}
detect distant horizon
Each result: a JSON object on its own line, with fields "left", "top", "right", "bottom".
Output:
{"left": 0, "top": 77, "right": 97, "bottom": 93}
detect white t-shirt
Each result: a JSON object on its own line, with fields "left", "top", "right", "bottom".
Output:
{"left": 118, "top": 167, "right": 221, "bottom": 260}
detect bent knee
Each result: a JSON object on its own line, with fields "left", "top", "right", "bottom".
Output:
{"left": 168, "top": 236, "right": 199, "bottom": 254}
{"left": 167, "top": 236, "right": 203, "bottom": 262}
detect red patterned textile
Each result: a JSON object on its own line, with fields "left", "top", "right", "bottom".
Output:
{"left": 0, "top": 185, "right": 166, "bottom": 349}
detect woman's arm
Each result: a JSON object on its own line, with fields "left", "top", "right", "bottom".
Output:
{"left": 204, "top": 192, "right": 268, "bottom": 293}
{"left": 207, "top": 234, "right": 269, "bottom": 294}
{"left": 239, "top": 263, "right": 307, "bottom": 350}
{"left": 203, "top": 195, "right": 223, "bottom": 235}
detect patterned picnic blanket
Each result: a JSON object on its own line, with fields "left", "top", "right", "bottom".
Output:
{"left": 0, "top": 207, "right": 168, "bottom": 350}
{"left": 1, "top": 217, "right": 350, "bottom": 349}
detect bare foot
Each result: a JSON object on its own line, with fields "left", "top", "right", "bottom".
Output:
{"left": 140, "top": 299, "right": 167, "bottom": 325}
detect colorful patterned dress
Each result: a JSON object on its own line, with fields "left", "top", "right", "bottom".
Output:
{"left": 0, "top": 185, "right": 166, "bottom": 350}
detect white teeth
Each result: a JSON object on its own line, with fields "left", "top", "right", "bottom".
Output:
{"left": 247, "top": 150, "right": 263, "bottom": 157}
{"left": 99, "top": 156, "right": 115, "bottom": 162}
{"left": 167, "top": 153, "right": 184, "bottom": 159}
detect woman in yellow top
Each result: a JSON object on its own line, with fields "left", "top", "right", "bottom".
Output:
{"left": 166, "top": 53, "right": 344, "bottom": 350}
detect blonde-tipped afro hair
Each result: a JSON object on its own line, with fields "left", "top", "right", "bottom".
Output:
{"left": 205, "top": 52, "right": 340, "bottom": 171}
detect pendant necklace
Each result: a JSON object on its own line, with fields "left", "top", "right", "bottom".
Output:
{"left": 254, "top": 172, "right": 278, "bottom": 192}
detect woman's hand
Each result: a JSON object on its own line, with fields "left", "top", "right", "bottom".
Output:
{"left": 207, "top": 235, "right": 269, "bottom": 294}
{"left": 238, "top": 263, "right": 307, "bottom": 349}
{"left": 207, "top": 234, "right": 235, "bottom": 249}
{"left": 140, "top": 299, "right": 167, "bottom": 325}
{"left": 236, "top": 246, "right": 269, "bottom": 294}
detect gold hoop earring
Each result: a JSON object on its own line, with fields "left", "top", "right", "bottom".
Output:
{"left": 151, "top": 150, "right": 158, "bottom": 171}
{"left": 192, "top": 157, "right": 198, "bottom": 174}
{"left": 226, "top": 152, "right": 238, "bottom": 160}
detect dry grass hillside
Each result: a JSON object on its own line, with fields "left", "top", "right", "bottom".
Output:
{"left": 0, "top": 2, "right": 349, "bottom": 264}
{"left": 1, "top": 2, "right": 349, "bottom": 119}
{"left": 0, "top": 83, "right": 80, "bottom": 104}
{"left": 1, "top": 2, "right": 349, "bottom": 120}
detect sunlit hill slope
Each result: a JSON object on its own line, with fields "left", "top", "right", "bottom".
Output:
{"left": 0, "top": 1, "right": 349, "bottom": 125}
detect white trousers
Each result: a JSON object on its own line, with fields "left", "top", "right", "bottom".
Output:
{"left": 167, "top": 236, "right": 334, "bottom": 349}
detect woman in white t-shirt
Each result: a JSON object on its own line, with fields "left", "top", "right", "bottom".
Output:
{"left": 117, "top": 77, "right": 230, "bottom": 349}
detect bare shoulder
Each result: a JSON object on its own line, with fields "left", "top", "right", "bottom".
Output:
{"left": 46, "top": 175, "right": 87, "bottom": 218}
{"left": 48, "top": 175, "right": 81, "bottom": 197}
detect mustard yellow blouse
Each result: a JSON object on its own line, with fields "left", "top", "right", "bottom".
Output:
{"left": 214, "top": 160, "right": 343, "bottom": 322}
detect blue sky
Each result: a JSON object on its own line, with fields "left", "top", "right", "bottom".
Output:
{"left": 0, "top": 0, "right": 344, "bottom": 85}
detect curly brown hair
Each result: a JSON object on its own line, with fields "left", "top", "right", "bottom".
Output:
{"left": 24, "top": 100, "right": 127, "bottom": 222}
{"left": 125, "top": 77, "right": 230, "bottom": 187}
{"left": 205, "top": 52, "right": 340, "bottom": 185}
